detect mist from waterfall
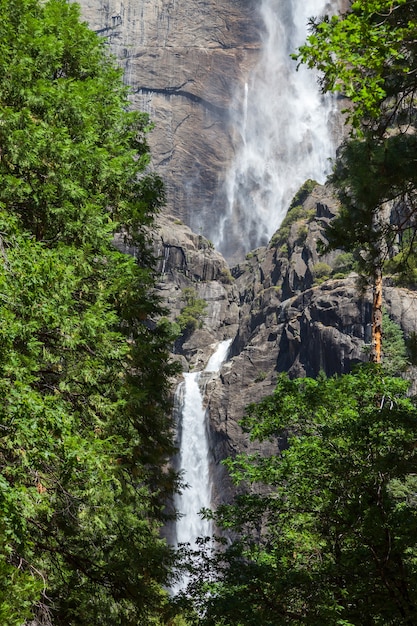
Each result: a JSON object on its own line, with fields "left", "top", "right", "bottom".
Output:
{"left": 213, "top": 0, "right": 341, "bottom": 262}
{"left": 172, "top": 339, "right": 232, "bottom": 593}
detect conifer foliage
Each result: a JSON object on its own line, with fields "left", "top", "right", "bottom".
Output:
{"left": 187, "top": 370, "right": 417, "bottom": 625}
{"left": 0, "top": 0, "right": 177, "bottom": 623}
{"left": 297, "top": 0, "right": 417, "bottom": 360}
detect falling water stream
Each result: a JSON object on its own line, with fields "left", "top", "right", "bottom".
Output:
{"left": 213, "top": 0, "right": 341, "bottom": 261}
{"left": 172, "top": 340, "right": 232, "bottom": 593}
{"left": 171, "top": 0, "right": 342, "bottom": 587}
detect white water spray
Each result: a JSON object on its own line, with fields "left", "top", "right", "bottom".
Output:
{"left": 172, "top": 339, "right": 232, "bottom": 592}
{"left": 214, "top": 0, "right": 341, "bottom": 261}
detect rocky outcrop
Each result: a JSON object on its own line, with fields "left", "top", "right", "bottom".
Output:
{"left": 152, "top": 215, "right": 239, "bottom": 368}
{"left": 152, "top": 185, "right": 417, "bottom": 507}
{"left": 76, "top": 0, "right": 261, "bottom": 238}
{"left": 76, "top": 0, "right": 416, "bottom": 508}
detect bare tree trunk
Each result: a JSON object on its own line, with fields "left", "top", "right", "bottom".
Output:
{"left": 371, "top": 265, "right": 383, "bottom": 364}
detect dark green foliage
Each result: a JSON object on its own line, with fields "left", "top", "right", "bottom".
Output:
{"left": 332, "top": 251, "right": 355, "bottom": 276}
{"left": 0, "top": 0, "right": 179, "bottom": 622}
{"left": 187, "top": 368, "right": 417, "bottom": 625}
{"left": 326, "top": 135, "right": 417, "bottom": 276}
{"left": 406, "top": 331, "right": 417, "bottom": 365}
{"left": 296, "top": 2, "right": 417, "bottom": 281}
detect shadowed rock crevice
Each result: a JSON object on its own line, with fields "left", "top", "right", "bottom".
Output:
{"left": 135, "top": 86, "right": 227, "bottom": 117}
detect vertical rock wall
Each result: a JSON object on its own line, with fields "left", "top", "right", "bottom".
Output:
{"left": 76, "top": 0, "right": 261, "bottom": 235}
{"left": 150, "top": 186, "right": 417, "bottom": 507}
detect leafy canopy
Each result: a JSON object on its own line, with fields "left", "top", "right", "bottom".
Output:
{"left": 297, "top": 1, "right": 417, "bottom": 287}
{"left": 187, "top": 368, "right": 417, "bottom": 625}
{"left": 0, "top": 0, "right": 180, "bottom": 623}
{"left": 296, "top": 0, "right": 417, "bottom": 134}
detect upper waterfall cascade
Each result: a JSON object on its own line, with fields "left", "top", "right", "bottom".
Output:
{"left": 213, "top": 0, "right": 341, "bottom": 260}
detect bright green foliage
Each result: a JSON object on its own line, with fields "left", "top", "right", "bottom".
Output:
{"left": 187, "top": 368, "right": 417, "bottom": 625}
{"left": 381, "top": 310, "right": 409, "bottom": 374}
{"left": 296, "top": 0, "right": 417, "bottom": 133}
{"left": 287, "top": 179, "right": 318, "bottom": 212}
{"left": 271, "top": 180, "right": 317, "bottom": 248}
{"left": 312, "top": 261, "right": 332, "bottom": 284}
{"left": 0, "top": 0, "right": 179, "bottom": 623}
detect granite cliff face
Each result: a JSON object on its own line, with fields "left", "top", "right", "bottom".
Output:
{"left": 76, "top": 0, "right": 416, "bottom": 508}
{"left": 151, "top": 185, "right": 417, "bottom": 505}
{"left": 75, "top": 0, "right": 348, "bottom": 264}
{"left": 76, "top": 0, "right": 261, "bottom": 237}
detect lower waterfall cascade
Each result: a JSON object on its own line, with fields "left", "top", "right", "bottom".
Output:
{"left": 172, "top": 339, "right": 232, "bottom": 593}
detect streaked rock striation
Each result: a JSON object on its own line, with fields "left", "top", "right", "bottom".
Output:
{"left": 76, "top": 0, "right": 261, "bottom": 235}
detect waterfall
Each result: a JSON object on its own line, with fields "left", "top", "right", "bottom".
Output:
{"left": 172, "top": 339, "right": 232, "bottom": 592}
{"left": 214, "top": 0, "right": 341, "bottom": 261}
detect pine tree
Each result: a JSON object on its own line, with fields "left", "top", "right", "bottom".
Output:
{"left": 296, "top": 0, "right": 417, "bottom": 362}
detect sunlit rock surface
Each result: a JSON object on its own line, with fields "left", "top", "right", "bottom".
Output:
{"left": 76, "top": 0, "right": 260, "bottom": 242}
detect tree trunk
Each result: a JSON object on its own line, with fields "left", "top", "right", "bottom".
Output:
{"left": 371, "top": 266, "right": 383, "bottom": 364}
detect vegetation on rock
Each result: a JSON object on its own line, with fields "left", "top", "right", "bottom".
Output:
{"left": 270, "top": 180, "right": 317, "bottom": 249}
{"left": 179, "top": 3, "right": 417, "bottom": 624}
{"left": 177, "top": 288, "right": 208, "bottom": 337}
{"left": 297, "top": 0, "right": 417, "bottom": 362}
{"left": 311, "top": 261, "right": 332, "bottom": 284}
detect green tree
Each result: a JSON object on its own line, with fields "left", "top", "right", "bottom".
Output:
{"left": 381, "top": 310, "right": 409, "bottom": 375}
{"left": 0, "top": 0, "right": 179, "bottom": 623}
{"left": 325, "top": 134, "right": 417, "bottom": 361}
{"left": 296, "top": 1, "right": 417, "bottom": 362}
{"left": 187, "top": 368, "right": 417, "bottom": 625}
{"left": 295, "top": 0, "right": 417, "bottom": 135}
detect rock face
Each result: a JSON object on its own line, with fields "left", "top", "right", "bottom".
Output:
{"left": 152, "top": 185, "right": 417, "bottom": 506}
{"left": 76, "top": 1, "right": 417, "bottom": 510}
{"left": 76, "top": 0, "right": 261, "bottom": 236}
{"left": 152, "top": 215, "right": 239, "bottom": 362}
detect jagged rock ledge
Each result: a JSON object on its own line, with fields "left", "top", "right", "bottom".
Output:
{"left": 151, "top": 184, "right": 417, "bottom": 506}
